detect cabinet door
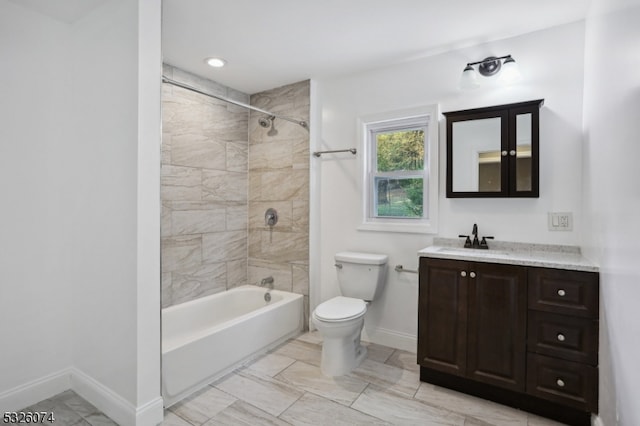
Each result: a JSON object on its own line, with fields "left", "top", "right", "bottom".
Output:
{"left": 508, "top": 104, "right": 540, "bottom": 197}
{"left": 418, "top": 257, "right": 468, "bottom": 376}
{"left": 467, "top": 262, "right": 527, "bottom": 391}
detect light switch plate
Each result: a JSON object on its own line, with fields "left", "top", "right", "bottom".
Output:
{"left": 548, "top": 212, "right": 573, "bottom": 231}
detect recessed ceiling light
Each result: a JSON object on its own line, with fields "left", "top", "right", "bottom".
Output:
{"left": 205, "top": 57, "right": 226, "bottom": 68}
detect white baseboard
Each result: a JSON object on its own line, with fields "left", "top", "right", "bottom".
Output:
{"left": 0, "top": 369, "right": 163, "bottom": 426}
{"left": 0, "top": 369, "right": 71, "bottom": 413}
{"left": 71, "top": 368, "right": 163, "bottom": 426}
{"left": 361, "top": 326, "right": 417, "bottom": 353}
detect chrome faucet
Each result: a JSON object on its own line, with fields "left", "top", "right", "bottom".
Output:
{"left": 260, "top": 276, "right": 274, "bottom": 290}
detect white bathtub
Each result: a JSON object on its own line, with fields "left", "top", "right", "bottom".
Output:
{"left": 162, "top": 285, "right": 303, "bottom": 407}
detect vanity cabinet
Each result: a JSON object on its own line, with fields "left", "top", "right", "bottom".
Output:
{"left": 418, "top": 256, "right": 599, "bottom": 426}
{"left": 418, "top": 258, "right": 527, "bottom": 391}
{"left": 526, "top": 268, "right": 599, "bottom": 412}
{"left": 445, "top": 99, "right": 543, "bottom": 198}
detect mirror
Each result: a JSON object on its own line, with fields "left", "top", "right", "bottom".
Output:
{"left": 445, "top": 99, "right": 543, "bottom": 198}
{"left": 452, "top": 117, "right": 502, "bottom": 192}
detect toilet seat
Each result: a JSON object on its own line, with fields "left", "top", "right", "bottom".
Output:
{"left": 314, "top": 296, "right": 366, "bottom": 322}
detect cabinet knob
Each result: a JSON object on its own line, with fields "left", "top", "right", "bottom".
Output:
{"left": 470, "top": 272, "right": 476, "bottom": 278}
{"left": 557, "top": 289, "right": 566, "bottom": 297}
{"left": 501, "top": 150, "right": 508, "bottom": 157}
{"left": 557, "top": 333, "right": 566, "bottom": 342}
{"left": 556, "top": 378, "right": 565, "bottom": 387}
{"left": 460, "top": 271, "right": 467, "bottom": 277}
{"left": 509, "top": 150, "right": 516, "bottom": 156}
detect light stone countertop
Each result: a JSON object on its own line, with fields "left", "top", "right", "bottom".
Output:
{"left": 418, "top": 238, "right": 598, "bottom": 272}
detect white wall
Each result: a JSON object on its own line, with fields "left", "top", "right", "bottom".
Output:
{"left": 0, "top": 0, "right": 73, "bottom": 406}
{"left": 0, "top": 1, "right": 162, "bottom": 424}
{"left": 582, "top": 1, "right": 640, "bottom": 424}
{"left": 314, "top": 21, "right": 586, "bottom": 350}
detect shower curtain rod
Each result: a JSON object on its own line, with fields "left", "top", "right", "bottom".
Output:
{"left": 162, "top": 76, "right": 309, "bottom": 129}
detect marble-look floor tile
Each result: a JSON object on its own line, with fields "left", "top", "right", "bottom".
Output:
{"left": 214, "top": 369, "right": 303, "bottom": 417}
{"left": 363, "top": 341, "right": 395, "bottom": 363}
{"left": 280, "top": 392, "right": 390, "bottom": 426}
{"left": 169, "top": 385, "right": 236, "bottom": 425}
{"left": 385, "top": 349, "right": 420, "bottom": 374}
{"left": 295, "top": 330, "right": 322, "bottom": 345}
{"left": 527, "top": 414, "right": 569, "bottom": 426}
{"left": 83, "top": 413, "right": 118, "bottom": 426}
{"left": 270, "top": 338, "right": 322, "bottom": 367}
{"left": 276, "top": 361, "right": 368, "bottom": 406}
{"left": 203, "top": 400, "right": 289, "bottom": 426}
{"left": 28, "top": 399, "right": 84, "bottom": 425}
{"left": 414, "top": 383, "right": 528, "bottom": 426}
{"left": 352, "top": 385, "right": 466, "bottom": 426}
{"left": 57, "top": 392, "right": 100, "bottom": 418}
{"left": 350, "top": 358, "right": 420, "bottom": 398}
{"left": 162, "top": 411, "right": 193, "bottom": 426}
{"left": 246, "top": 352, "right": 296, "bottom": 377}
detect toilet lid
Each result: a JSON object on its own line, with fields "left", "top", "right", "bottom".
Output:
{"left": 315, "top": 297, "right": 366, "bottom": 321}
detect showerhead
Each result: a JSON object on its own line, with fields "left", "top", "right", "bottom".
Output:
{"left": 258, "top": 115, "right": 275, "bottom": 128}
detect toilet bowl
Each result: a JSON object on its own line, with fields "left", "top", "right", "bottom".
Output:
{"left": 312, "top": 252, "right": 388, "bottom": 376}
{"left": 312, "top": 296, "right": 368, "bottom": 376}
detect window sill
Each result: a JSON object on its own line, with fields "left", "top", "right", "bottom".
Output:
{"left": 358, "top": 221, "right": 437, "bottom": 234}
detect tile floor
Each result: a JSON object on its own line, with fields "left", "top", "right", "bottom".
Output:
{"left": 23, "top": 332, "right": 568, "bottom": 425}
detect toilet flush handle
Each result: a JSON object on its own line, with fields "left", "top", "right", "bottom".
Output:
{"left": 334, "top": 263, "right": 343, "bottom": 269}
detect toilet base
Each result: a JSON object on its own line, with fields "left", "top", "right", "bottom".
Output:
{"left": 317, "top": 322, "right": 367, "bottom": 376}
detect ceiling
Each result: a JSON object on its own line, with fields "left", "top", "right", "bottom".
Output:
{"left": 9, "top": 0, "right": 109, "bottom": 23}
{"left": 162, "top": 0, "right": 592, "bottom": 94}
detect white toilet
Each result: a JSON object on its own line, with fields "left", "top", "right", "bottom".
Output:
{"left": 312, "top": 251, "right": 388, "bottom": 376}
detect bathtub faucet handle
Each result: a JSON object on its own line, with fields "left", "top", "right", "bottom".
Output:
{"left": 260, "top": 276, "right": 274, "bottom": 290}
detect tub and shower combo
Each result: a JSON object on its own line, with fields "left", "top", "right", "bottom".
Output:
{"left": 161, "top": 284, "right": 303, "bottom": 407}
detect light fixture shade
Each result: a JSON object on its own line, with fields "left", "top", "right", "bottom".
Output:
{"left": 498, "top": 57, "right": 521, "bottom": 84}
{"left": 459, "top": 65, "right": 480, "bottom": 90}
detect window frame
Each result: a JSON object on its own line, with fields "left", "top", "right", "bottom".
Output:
{"left": 358, "top": 105, "right": 439, "bottom": 234}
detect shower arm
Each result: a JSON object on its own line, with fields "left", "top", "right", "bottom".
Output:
{"left": 162, "top": 76, "right": 309, "bottom": 129}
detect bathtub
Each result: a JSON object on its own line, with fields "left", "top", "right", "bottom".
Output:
{"left": 162, "top": 285, "right": 303, "bottom": 407}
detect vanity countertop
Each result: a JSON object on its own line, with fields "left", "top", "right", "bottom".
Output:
{"left": 419, "top": 238, "right": 598, "bottom": 272}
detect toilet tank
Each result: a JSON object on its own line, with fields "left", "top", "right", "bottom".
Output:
{"left": 335, "top": 252, "right": 388, "bottom": 301}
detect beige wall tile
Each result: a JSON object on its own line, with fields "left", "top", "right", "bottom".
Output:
{"left": 202, "top": 230, "right": 247, "bottom": 262}
{"left": 226, "top": 259, "right": 247, "bottom": 289}
{"left": 161, "top": 235, "right": 202, "bottom": 272}
{"left": 161, "top": 165, "right": 202, "bottom": 202}
{"left": 171, "top": 133, "right": 227, "bottom": 170}
{"left": 171, "top": 208, "right": 226, "bottom": 235}
{"left": 202, "top": 170, "right": 247, "bottom": 203}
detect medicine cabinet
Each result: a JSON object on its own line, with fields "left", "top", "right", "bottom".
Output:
{"left": 445, "top": 99, "right": 544, "bottom": 198}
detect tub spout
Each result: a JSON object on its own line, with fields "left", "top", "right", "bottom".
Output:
{"left": 260, "top": 276, "right": 274, "bottom": 290}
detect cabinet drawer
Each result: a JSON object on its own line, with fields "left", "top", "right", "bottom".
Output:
{"left": 528, "top": 311, "right": 598, "bottom": 365}
{"left": 527, "top": 354, "right": 597, "bottom": 412}
{"left": 528, "top": 268, "right": 598, "bottom": 318}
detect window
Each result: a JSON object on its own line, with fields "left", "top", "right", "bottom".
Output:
{"left": 359, "top": 106, "right": 439, "bottom": 234}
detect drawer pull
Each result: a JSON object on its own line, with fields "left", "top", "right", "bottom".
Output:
{"left": 461, "top": 271, "right": 467, "bottom": 277}
{"left": 557, "top": 289, "right": 566, "bottom": 297}
{"left": 470, "top": 272, "right": 476, "bottom": 278}
{"left": 557, "top": 333, "right": 566, "bottom": 342}
{"left": 556, "top": 378, "right": 565, "bottom": 387}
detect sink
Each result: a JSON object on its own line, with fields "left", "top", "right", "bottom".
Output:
{"left": 435, "top": 247, "right": 510, "bottom": 257}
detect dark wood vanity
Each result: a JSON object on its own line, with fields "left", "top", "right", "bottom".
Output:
{"left": 418, "top": 252, "right": 599, "bottom": 426}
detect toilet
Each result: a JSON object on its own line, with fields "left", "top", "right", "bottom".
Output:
{"left": 312, "top": 251, "right": 388, "bottom": 376}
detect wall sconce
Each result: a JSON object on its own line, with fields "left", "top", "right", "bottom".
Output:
{"left": 459, "top": 55, "right": 521, "bottom": 90}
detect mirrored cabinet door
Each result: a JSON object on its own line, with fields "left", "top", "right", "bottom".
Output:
{"left": 446, "top": 99, "right": 543, "bottom": 198}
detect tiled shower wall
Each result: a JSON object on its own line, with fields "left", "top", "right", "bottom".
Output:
{"left": 161, "top": 65, "right": 249, "bottom": 308}
{"left": 248, "top": 81, "right": 311, "bottom": 327}
{"left": 161, "top": 66, "right": 311, "bottom": 327}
